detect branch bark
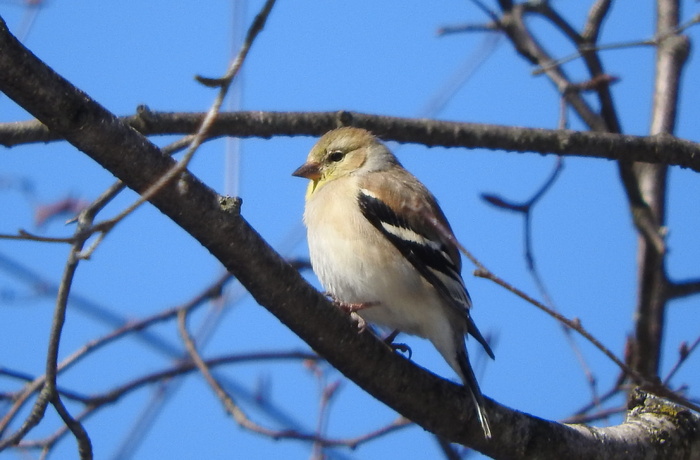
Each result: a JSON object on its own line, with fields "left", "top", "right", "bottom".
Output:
{"left": 0, "top": 15, "right": 698, "bottom": 460}
{"left": 629, "top": 0, "right": 690, "bottom": 380}
{"left": 2, "top": 110, "right": 700, "bottom": 173}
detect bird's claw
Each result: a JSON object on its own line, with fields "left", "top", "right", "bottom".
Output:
{"left": 349, "top": 312, "right": 367, "bottom": 333}
{"left": 383, "top": 330, "right": 412, "bottom": 358}
{"left": 324, "top": 293, "right": 378, "bottom": 334}
{"left": 390, "top": 342, "right": 412, "bottom": 359}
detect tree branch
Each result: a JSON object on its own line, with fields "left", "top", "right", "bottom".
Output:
{"left": 2, "top": 110, "right": 700, "bottom": 173}
{"left": 629, "top": 0, "right": 690, "bottom": 380}
{"left": 667, "top": 279, "right": 700, "bottom": 300}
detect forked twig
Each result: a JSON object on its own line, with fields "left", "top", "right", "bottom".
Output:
{"left": 84, "top": 0, "right": 278, "bottom": 243}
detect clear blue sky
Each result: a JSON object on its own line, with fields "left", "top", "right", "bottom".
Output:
{"left": 1, "top": 1, "right": 699, "bottom": 459}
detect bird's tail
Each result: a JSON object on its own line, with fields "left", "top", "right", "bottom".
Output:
{"left": 456, "top": 348, "right": 492, "bottom": 439}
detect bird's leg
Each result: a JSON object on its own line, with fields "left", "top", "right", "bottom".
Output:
{"left": 383, "top": 330, "right": 412, "bottom": 358}
{"left": 384, "top": 329, "right": 400, "bottom": 343}
{"left": 324, "top": 293, "right": 378, "bottom": 333}
{"left": 337, "top": 300, "right": 379, "bottom": 313}
{"left": 324, "top": 292, "right": 378, "bottom": 313}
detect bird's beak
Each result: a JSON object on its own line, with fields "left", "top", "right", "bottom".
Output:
{"left": 292, "top": 162, "right": 321, "bottom": 180}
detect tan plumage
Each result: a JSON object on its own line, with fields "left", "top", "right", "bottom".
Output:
{"left": 293, "top": 127, "right": 494, "bottom": 438}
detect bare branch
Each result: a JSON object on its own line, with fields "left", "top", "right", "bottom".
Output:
{"left": 471, "top": 266, "right": 637, "bottom": 382}
{"left": 85, "top": 0, "right": 277, "bottom": 242}
{"left": 663, "top": 336, "right": 700, "bottom": 386}
{"left": 483, "top": 158, "right": 600, "bottom": 401}
{"left": 50, "top": 394, "right": 91, "bottom": 459}
{"left": 178, "top": 308, "right": 300, "bottom": 438}
{"left": 436, "top": 22, "right": 499, "bottom": 35}
{"left": 14, "top": 351, "right": 322, "bottom": 453}
{"left": 0, "top": 208, "right": 93, "bottom": 453}
{"left": 533, "top": 39, "right": 655, "bottom": 76}
{"left": 667, "top": 278, "right": 700, "bottom": 299}
{"left": 582, "top": 0, "right": 613, "bottom": 42}
{"left": 0, "top": 271, "right": 233, "bottom": 436}
{"left": 306, "top": 361, "right": 343, "bottom": 459}
{"left": 0, "top": 230, "right": 75, "bottom": 243}
{"left": 629, "top": 0, "right": 690, "bottom": 381}
{"left": 467, "top": 0, "right": 501, "bottom": 24}
{"left": 562, "top": 405, "right": 627, "bottom": 425}
{"left": 177, "top": 310, "right": 406, "bottom": 451}
{"left": 496, "top": 5, "right": 607, "bottom": 130}
{"left": 4, "top": 111, "right": 700, "bottom": 172}
{"left": 569, "top": 371, "right": 627, "bottom": 419}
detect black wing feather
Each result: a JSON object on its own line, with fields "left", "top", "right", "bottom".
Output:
{"left": 358, "top": 189, "right": 494, "bottom": 359}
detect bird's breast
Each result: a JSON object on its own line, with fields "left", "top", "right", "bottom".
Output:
{"left": 303, "top": 179, "right": 448, "bottom": 337}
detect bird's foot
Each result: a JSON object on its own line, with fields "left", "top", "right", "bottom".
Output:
{"left": 349, "top": 312, "right": 367, "bottom": 333}
{"left": 338, "top": 301, "right": 378, "bottom": 333}
{"left": 325, "top": 294, "right": 379, "bottom": 333}
{"left": 383, "top": 330, "right": 412, "bottom": 358}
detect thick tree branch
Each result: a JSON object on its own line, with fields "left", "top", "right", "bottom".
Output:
{"left": 1, "top": 16, "right": 698, "bottom": 459}
{"left": 2, "top": 110, "right": 700, "bottom": 173}
{"left": 629, "top": 0, "right": 690, "bottom": 380}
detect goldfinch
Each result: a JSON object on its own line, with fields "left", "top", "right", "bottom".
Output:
{"left": 293, "top": 127, "right": 494, "bottom": 438}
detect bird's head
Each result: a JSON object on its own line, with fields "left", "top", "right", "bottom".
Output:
{"left": 292, "top": 127, "right": 397, "bottom": 197}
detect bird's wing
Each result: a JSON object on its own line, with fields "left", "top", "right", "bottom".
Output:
{"left": 357, "top": 172, "right": 494, "bottom": 359}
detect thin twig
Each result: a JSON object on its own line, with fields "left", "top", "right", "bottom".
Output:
{"left": 0, "top": 368, "right": 88, "bottom": 403}
{"left": 0, "top": 231, "right": 75, "bottom": 243}
{"left": 483, "top": 157, "right": 601, "bottom": 401}
{"left": 307, "top": 361, "right": 342, "bottom": 460}
{"left": 467, "top": 0, "right": 501, "bottom": 24}
{"left": 498, "top": 4, "right": 608, "bottom": 130}
{"left": 50, "top": 394, "right": 91, "bottom": 459}
{"left": 89, "top": 351, "right": 321, "bottom": 407}
{"left": 571, "top": 371, "right": 627, "bottom": 417}
{"left": 532, "top": 39, "right": 656, "bottom": 76}
{"left": 181, "top": 311, "right": 415, "bottom": 451}
{"left": 0, "top": 210, "right": 93, "bottom": 455}
{"left": 471, "top": 266, "right": 637, "bottom": 381}
{"left": 419, "top": 33, "right": 501, "bottom": 117}
{"left": 15, "top": 350, "right": 321, "bottom": 453}
{"left": 0, "top": 272, "right": 232, "bottom": 442}
{"left": 410, "top": 199, "right": 646, "bottom": 388}
{"left": 103, "top": 7, "right": 278, "bottom": 453}
{"left": 663, "top": 335, "right": 700, "bottom": 386}
{"left": 582, "top": 0, "right": 613, "bottom": 42}
{"left": 0, "top": 137, "right": 194, "bottom": 264}
{"left": 177, "top": 308, "right": 312, "bottom": 441}
{"left": 436, "top": 22, "right": 499, "bottom": 35}
{"left": 343, "top": 416, "right": 412, "bottom": 450}
{"left": 562, "top": 405, "right": 627, "bottom": 424}
{"left": 489, "top": 158, "right": 600, "bottom": 404}
{"left": 88, "top": 0, "right": 277, "bottom": 240}
{"left": 667, "top": 278, "right": 700, "bottom": 299}
{"left": 470, "top": 263, "right": 700, "bottom": 416}
{"left": 542, "top": 12, "right": 700, "bottom": 75}
{"left": 435, "top": 435, "right": 463, "bottom": 460}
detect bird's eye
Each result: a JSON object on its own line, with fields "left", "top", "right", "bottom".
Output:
{"left": 327, "top": 150, "right": 345, "bottom": 163}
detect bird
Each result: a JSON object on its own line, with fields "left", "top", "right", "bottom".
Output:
{"left": 293, "top": 127, "right": 494, "bottom": 438}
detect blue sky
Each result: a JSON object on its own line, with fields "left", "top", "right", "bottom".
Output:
{"left": 1, "top": 1, "right": 699, "bottom": 459}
